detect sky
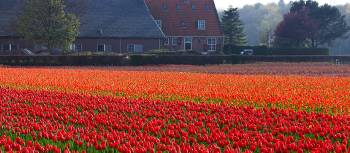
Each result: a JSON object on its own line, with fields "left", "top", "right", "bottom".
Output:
{"left": 214, "top": 0, "right": 350, "bottom": 9}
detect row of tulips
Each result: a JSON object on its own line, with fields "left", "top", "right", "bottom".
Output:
{"left": 114, "top": 63, "right": 350, "bottom": 76}
{"left": 0, "top": 88, "right": 350, "bottom": 152}
{"left": 0, "top": 68, "right": 350, "bottom": 114}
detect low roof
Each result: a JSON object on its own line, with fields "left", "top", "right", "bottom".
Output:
{"left": 0, "top": 0, "right": 165, "bottom": 38}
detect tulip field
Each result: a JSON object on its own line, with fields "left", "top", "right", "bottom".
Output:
{"left": 0, "top": 64, "right": 350, "bottom": 152}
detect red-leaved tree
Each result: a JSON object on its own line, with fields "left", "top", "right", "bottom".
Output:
{"left": 274, "top": 8, "right": 319, "bottom": 47}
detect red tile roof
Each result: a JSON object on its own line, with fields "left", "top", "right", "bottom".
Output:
{"left": 145, "top": 0, "right": 223, "bottom": 37}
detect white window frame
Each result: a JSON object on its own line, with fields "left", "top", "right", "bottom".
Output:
{"left": 207, "top": 38, "right": 217, "bottom": 51}
{"left": 127, "top": 44, "right": 135, "bottom": 52}
{"left": 97, "top": 44, "right": 106, "bottom": 52}
{"left": 76, "top": 44, "right": 83, "bottom": 52}
{"left": 155, "top": 20, "right": 162, "bottom": 29}
{"left": 172, "top": 37, "right": 178, "bottom": 46}
{"left": 70, "top": 43, "right": 83, "bottom": 52}
{"left": 2, "top": 43, "right": 13, "bottom": 51}
{"left": 128, "top": 44, "right": 144, "bottom": 53}
{"left": 184, "top": 37, "right": 192, "bottom": 51}
{"left": 197, "top": 20, "right": 206, "bottom": 30}
{"left": 164, "top": 37, "right": 170, "bottom": 46}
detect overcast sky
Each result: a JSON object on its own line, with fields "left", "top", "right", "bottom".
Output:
{"left": 214, "top": 0, "right": 350, "bottom": 9}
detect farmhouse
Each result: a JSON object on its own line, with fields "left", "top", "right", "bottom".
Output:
{"left": 0, "top": 0, "right": 223, "bottom": 54}
{"left": 0, "top": 0, "right": 164, "bottom": 54}
{"left": 145, "top": 0, "right": 224, "bottom": 52}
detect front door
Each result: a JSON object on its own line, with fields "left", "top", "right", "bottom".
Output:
{"left": 184, "top": 37, "right": 192, "bottom": 51}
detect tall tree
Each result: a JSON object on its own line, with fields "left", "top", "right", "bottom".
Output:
{"left": 221, "top": 6, "right": 247, "bottom": 46}
{"left": 274, "top": 8, "right": 318, "bottom": 47}
{"left": 238, "top": 4, "right": 266, "bottom": 45}
{"left": 275, "top": 0, "right": 349, "bottom": 48}
{"left": 331, "top": 4, "right": 350, "bottom": 55}
{"left": 259, "top": 3, "right": 283, "bottom": 47}
{"left": 17, "top": 0, "right": 80, "bottom": 52}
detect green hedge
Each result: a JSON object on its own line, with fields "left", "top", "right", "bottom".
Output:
{"left": 224, "top": 45, "right": 329, "bottom": 55}
{"left": 0, "top": 55, "right": 346, "bottom": 66}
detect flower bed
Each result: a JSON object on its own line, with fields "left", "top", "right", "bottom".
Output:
{"left": 0, "top": 67, "right": 350, "bottom": 114}
{"left": 0, "top": 67, "right": 350, "bottom": 152}
{"left": 1, "top": 89, "right": 349, "bottom": 152}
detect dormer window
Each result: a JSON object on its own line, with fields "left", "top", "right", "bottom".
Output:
{"left": 197, "top": 20, "right": 206, "bottom": 30}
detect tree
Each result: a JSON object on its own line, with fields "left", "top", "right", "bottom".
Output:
{"left": 275, "top": 0, "right": 349, "bottom": 48}
{"left": 238, "top": 4, "right": 266, "bottom": 45}
{"left": 331, "top": 4, "right": 350, "bottom": 55}
{"left": 274, "top": 8, "right": 318, "bottom": 47}
{"left": 259, "top": 3, "right": 283, "bottom": 47}
{"left": 236, "top": 2, "right": 291, "bottom": 46}
{"left": 313, "top": 4, "right": 349, "bottom": 46}
{"left": 17, "top": 0, "right": 80, "bottom": 52}
{"left": 221, "top": 6, "right": 247, "bottom": 46}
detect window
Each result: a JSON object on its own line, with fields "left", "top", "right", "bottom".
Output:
{"left": 164, "top": 37, "right": 170, "bottom": 45}
{"left": 127, "top": 44, "right": 134, "bottom": 52}
{"left": 3, "top": 44, "right": 11, "bottom": 51}
{"left": 11, "top": 44, "right": 17, "bottom": 51}
{"left": 197, "top": 20, "right": 206, "bottom": 30}
{"left": 155, "top": 20, "right": 162, "bottom": 29}
{"left": 76, "top": 44, "right": 82, "bottom": 52}
{"left": 128, "top": 44, "right": 144, "bottom": 53}
{"left": 184, "top": 37, "right": 192, "bottom": 50}
{"left": 97, "top": 44, "right": 106, "bottom": 52}
{"left": 207, "top": 38, "right": 217, "bottom": 51}
{"left": 106, "top": 45, "right": 112, "bottom": 52}
{"left": 134, "top": 45, "right": 144, "bottom": 53}
{"left": 71, "top": 44, "right": 82, "bottom": 52}
{"left": 191, "top": 4, "right": 197, "bottom": 11}
{"left": 172, "top": 37, "right": 178, "bottom": 46}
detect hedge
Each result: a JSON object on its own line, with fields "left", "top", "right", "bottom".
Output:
{"left": 224, "top": 45, "right": 330, "bottom": 56}
{"left": 0, "top": 55, "right": 347, "bottom": 66}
